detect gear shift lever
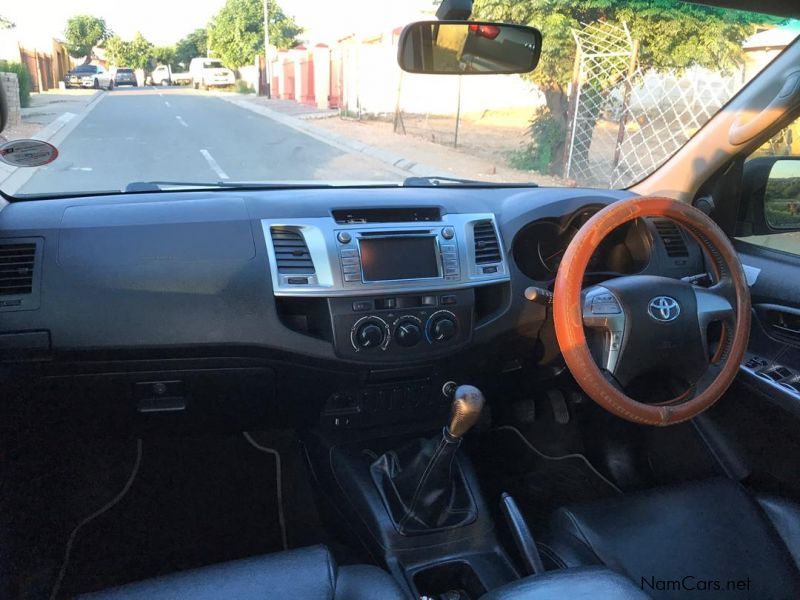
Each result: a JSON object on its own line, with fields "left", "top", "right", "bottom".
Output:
{"left": 447, "top": 385, "right": 485, "bottom": 438}
{"left": 370, "top": 385, "right": 484, "bottom": 534}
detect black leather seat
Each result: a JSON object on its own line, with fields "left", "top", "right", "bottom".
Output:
{"left": 79, "top": 545, "right": 406, "bottom": 600}
{"left": 542, "top": 478, "right": 800, "bottom": 599}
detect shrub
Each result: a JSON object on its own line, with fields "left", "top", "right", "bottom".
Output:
{"left": 235, "top": 79, "right": 254, "bottom": 94}
{"left": 507, "top": 107, "right": 566, "bottom": 175}
{"left": 0, "top": 60, "right": 32, "bottom": 108}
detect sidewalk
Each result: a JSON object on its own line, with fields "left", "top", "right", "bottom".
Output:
{"left": 3, "top": 89, "right": 101, "bottom": 142}
{"left": 223, "top": 94, "right": 564, "bottom": 185}
{"left": 1, "top": 89, "right": 105, "bottom": 193}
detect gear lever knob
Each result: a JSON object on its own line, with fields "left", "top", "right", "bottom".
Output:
{"left": 447, "top": 385, "right": 485, "bottom": 439}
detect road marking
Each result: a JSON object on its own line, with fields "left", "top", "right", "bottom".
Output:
{"left": 68, "top": 167, "right": 93, "bottom": 172}
{"left": 200, "top": 149, "right": 230, "bottom": 180}
{"left": 176, "top": 115, "right": 188, "bottom": 127}
{"left": 165, "top": 101, "right": 171, "bottom": 107}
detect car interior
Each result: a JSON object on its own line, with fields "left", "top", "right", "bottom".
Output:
{"left": 2, "top": 0, "right": 800, "bottom": 599}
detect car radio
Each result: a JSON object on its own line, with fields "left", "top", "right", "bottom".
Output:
{"left": 336, "top": 226, "right": 460, "bottom": 287}
{"left": 262, "top": 213, "right": 509, "bottom": 297}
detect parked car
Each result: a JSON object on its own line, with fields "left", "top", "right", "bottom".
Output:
{"left": 65, "top": 64, "right": 115, "bottom": 90}
{"left": 150, "top": 65, "right": 193, "bottom": 87}
{"left": 189, "top": 58, "right": 235, "bottom": 89}
{"left": 113, "top": 68, "right": 138, "bottom": 87}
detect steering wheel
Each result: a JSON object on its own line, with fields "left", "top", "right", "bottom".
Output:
{"left": 552, "top": 197, "right": 751, "bottom": 426}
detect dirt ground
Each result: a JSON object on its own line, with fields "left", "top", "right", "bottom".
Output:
{"left": 314, "top": 113, "right": 568, "bottom": 186}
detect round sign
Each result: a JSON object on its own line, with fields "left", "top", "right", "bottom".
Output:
{"left": 0, "top": 139, "right": 59, "bottom": 167}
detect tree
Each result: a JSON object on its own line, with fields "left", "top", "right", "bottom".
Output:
{"left": 175, "top": 29, "right": 208, "bottom": 67}
{"left": 105, "top": 33, "right": 154, "bottom": 70}
{"left": 64, "top": 15, "right": 110, "bottom": 64}
{"left": 152, "top": 45, "right": 177, "bottom": 70}
{"left": 472, "top": 0, "right": 775, "bottom": 174}
{"left": 0, "top": 15, "right": 15, "bottom": 29}
{"left": 208, "top": 0, "right": 302, "bottom": 68}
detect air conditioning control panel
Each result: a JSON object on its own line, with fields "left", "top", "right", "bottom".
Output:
{"left": 330, "top": 289, "right": 474, "bottom": 362}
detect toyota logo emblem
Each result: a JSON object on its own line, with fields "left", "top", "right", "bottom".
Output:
{"left": 648, "top": 296, "right": 681, "bottom": 322}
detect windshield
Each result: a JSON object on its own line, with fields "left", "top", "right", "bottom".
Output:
{"left": 0, "top": 1, "right": 795, "bottom": 197}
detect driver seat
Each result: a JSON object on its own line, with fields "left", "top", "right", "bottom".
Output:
{"left": 542, "top": 477, "right": 800, "bottom": 599}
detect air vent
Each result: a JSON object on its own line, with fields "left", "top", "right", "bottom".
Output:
{"left": 270, "top": 227, "right": 315, "bottom": 275}
{"left": 473, "top": 221, "right": 501, "bottom": 264}
{"left": 0, "top": 242, "right": 36, "bottom": 295}
{"left": 653, "top": 220, "right": 688, "bottom": 258}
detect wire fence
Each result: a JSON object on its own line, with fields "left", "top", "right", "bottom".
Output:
{"left": 565, "top": 21, "right": 743, "bottom": 188}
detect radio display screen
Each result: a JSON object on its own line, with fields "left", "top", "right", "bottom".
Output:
{"left": 359, "top": 236, "right": 440, "bottom": 282}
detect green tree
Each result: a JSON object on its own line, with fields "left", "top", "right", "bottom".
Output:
{"left": 473, "top": 0, "right": 774, "bottom": 173}
{"left": 208, "top": 0, "right": 303, "bottom": 68}
{"left": 0, "top": 15, "right": 15, "bottom": 29}
{"left": 152, "top": 45, "right": 177, "bottom": 70}
{"left": 64, "top": 15, "right": 110, "bottom": 64}
{"left": 175, "top": 29, "right": 208, "bottom": 67}
{"left": 105, "top": 33, "right": 154, "bottom": 70}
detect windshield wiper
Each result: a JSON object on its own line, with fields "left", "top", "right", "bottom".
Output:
{"left": 403, "top": 175, "right": 538, "bottom": 188}
{"left": 124, "top": 181, "right": 339, "bottom": 192}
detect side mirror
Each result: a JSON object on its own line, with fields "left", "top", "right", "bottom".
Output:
{"left": 0, "top": 76, "right": 8, "bottom": 134}
{"left": 740, "top": 156, "right": 800, "bottom": 236}
{"left": 397, "top": 21, "right": 542, "bottom": 75}
{"left": 763, "top": 159, "right": 800, "bottom": 230}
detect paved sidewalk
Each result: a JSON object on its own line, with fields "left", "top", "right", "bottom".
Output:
{"left": 231, "top": 95, "right": 338, "bottom": 120}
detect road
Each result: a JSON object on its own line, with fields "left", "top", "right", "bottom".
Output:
{"left": 16, "top": 87, "right": 403, "bottom": 195}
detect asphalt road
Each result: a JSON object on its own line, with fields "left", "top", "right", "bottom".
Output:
{"left": 17, "top": 87, "right": 402, "bottom": 195}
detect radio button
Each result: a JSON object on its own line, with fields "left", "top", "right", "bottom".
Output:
{"left": 337, "top": 232, "right": 353, "bottom": 244}
{"left": 441, "top": 244, "right": 456, "bottom": 253}
{"left": 442, "top": 227, "right": 456, "bottom": 240}
{"left": 340, "top": 248, "right": 358, "bottom": 258}
{"left": 343, "top": 264, "right": 359, "bottom": 274}
{"left": 344, "top": 273, "right": 361, "bottom": 282}
{"left": 341, "top": 256, "right": 359, "bottom": 266}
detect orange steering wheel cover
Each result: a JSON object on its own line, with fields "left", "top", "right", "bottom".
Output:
{"left": 552, "top": 197, "right": 751, "bottom": 426}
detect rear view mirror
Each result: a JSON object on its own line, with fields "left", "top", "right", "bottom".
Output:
{"left": 398, "top": 21, "right": 542, "bottom": 75}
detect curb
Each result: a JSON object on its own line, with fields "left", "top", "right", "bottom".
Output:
{"left": 221, "top": 97, "right": 447, "bottom": 178}
{"left": 0, "top": 91, "right": 106, "bottom": 196}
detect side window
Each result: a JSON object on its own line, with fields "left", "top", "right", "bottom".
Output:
{"left": 737, "top": 119, "right": 800, "bottom": 256}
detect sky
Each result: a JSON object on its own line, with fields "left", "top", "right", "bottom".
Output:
{"left": 2, "top": 0, "right": 437, "bottom": 47}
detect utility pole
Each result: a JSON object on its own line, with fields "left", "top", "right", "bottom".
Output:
{"left": 264, "top": 0, "right": 272, "bottom": 98}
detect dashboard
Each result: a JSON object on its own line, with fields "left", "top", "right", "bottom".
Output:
{"left": 0, "top": 186, "right": 707, "bottom": 431}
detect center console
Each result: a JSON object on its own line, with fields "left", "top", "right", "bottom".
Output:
{"left": 262, "top": 208, "right": 509, "bottom": 364}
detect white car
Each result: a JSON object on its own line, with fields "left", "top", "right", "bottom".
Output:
{"left": 189, "top": 58, "right": 235, "bottom": 89}
{"left": 65, "top": 64, "right": 115, "bottom": 90}
{"left": 150, "top": 65, "right": 193, "bottom": 86}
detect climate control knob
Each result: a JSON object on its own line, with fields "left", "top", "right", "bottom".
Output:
{"left": 394, "top": 318, "right": 423, "bottom": 347}
{"left": 355, "top": 321, "right": 385, "bottom": 349}
{"left": 428, "top": 311, "right": 458, "bottom": 343}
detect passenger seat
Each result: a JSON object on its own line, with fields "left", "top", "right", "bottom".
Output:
{"left": 79, "top": 545, "right": 406, "bottom": 600}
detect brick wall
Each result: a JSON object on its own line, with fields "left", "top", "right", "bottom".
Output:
{"left": 0, "top": 72, "right": 20, "bottom": 128}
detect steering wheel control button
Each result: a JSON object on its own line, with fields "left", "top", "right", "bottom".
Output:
{"left": 442, "top": 227, "right": 456, "bottom": 240}
{"left": 610, "top": 331, "right": 623, "bottom": 351}
{"left": 337, "top": 231, "right": 352, "bottom": 244}
{"left": 591, "top": 293, "right": 622, "bottom": 314}
{"left": 648, "top": 296, "right": 681, "bottom": 322}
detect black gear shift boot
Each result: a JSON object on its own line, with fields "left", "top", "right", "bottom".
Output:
{"left": 370, "top": 428, "right": 477, "bottom": 535}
